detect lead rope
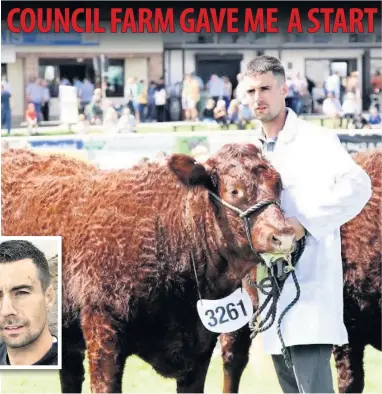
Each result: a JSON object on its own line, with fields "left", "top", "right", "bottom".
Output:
{"left": 247, "top": 237, "right": 306, "bottom": 368}
{"left": 207, "top": 190, "right": 304, "bottom": 367}
{"left": 191, "top": 252, "right": 203, "bottom": 304}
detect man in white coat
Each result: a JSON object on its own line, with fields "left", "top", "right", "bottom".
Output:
{"left": 242, "top": 56, "right": 372, "bottom": 393}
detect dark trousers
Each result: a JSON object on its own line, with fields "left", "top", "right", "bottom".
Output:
{"left": 138, "top": 103, "right": 147, "bottom": 122}
{"left": 32, "top": 102, "right": 42, "bottom": 122}
{"left": 156, "top": 105, "right": 166, "bottom": 122}
{"left": 272, "top": 344, "right": 334, "bottom": 393}
{"left": 42, "top": 102, "right": 50, "bottom": 121}
{"left": 1, "top": 107, "right": 12, "bottom": 133}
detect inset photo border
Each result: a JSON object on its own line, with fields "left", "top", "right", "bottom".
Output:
{"left": 0, "top": 236, "right": 62, "bottom": 370}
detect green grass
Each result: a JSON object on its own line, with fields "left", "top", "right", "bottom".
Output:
{"left": 1, "top": 341, "right": 381, "bottom": 393}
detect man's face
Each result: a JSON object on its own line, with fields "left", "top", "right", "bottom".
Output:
{"left": 0, "top": 259, "right": 53, "bottom": 349}
{"left": 243, "top": 71, "right": 287, "bottom": 122}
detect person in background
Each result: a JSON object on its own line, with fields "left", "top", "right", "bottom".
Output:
{"left": 134, "top": 78, "right": 143, "bottom": 119}
{"left": 213, "top": 99, "right": 229, "bottom": 129}
{"left": 322, "top": 91, "right": 343, "bottom": 128}
{"left": 222, "top": 76, "right": 232, "bottom": 109}
{"left": 138, "top": 84, "right": 148, "bottom": 123}
{"left": 341, "top": 92, "right": 357, "bottom": 129}
{"left": 293, "top": 72, "right": 308, "bottom": 115}
{"left": 147, "top": 81, "right": 157, "bottom": 121}
{"left": 367, "top": 107, "right": 382, "bottom": 128}
{"left": 60, "top": 76, "right": 71, "bottom": 86}
{"left": 154, "top": 79, "right": 167, "bottom": 123}
{"left": 238, "top": 97, "right": 253, "bottom": 130}
{"left": 207, "top": 74, "right": 224, "bottom": 104}
{"left": 182, "top": 73, "right": 200, "bottom": 121}
{"left": 202, "top": 98, "right": 216, "bottom": 124}
{"left": 312, "top": 82, "right": 326, "bottom": 114}
{"left": 285, "top": 76, "right": 296, "bottom": 112}
{"left": 26, "top": 78, "right": 43, "bottom": 122}
{"left": 74, "top": 113, "right": 90, "bottom": 134}
{"left": 73, "top": 77, "right": 83, "bottom": 94}
{"left": 125, "top": 77, "right": 138, "bottom": 116}
{"left": 87, "top": 89, "right": 103, "bottom": 125}
{"left": 234, "top": 73, "right": 247, "bottom": 104}
{"left": 351, "top": 113, "right": 369, "bottom": 130}
{"left": 325, "top": 71, "right": 341, "bottom": 103}
{"left": 102, "top": 99, "right": 119, "bottom": 133}
{"left": 1, "top": 75, "right": 11, "bottom": 93}
{"left": 371, "top": 70, "right": 381, "bottom": 92}
{"left": 1, "top": 83, "right": 12, "bottom": 134}
{"left": 79, "top": 78, "right": 95, "bottom": 114}
{"left": 191, "top": 71, "right": 204, "bottom": 92}
{"left": 117, "top": 107, "right": 136, "bottom": 133}
{"left": 227, "top": 99, "right": 240, "bottom": 127}
{"left": 25, "top": 103, "right": 38, "bottom": 135}
{"left": 41, "top": 80, "right": 51, "bottom": 122}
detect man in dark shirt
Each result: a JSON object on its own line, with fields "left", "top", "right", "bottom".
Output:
{"left": 1, "top": 83, "right": 12, "bottom": 134}
{"left": 0, "top": 240, "right": 58, "bottom": 366}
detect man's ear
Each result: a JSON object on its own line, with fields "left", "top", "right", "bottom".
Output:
{"left": 281, "top": 82, "right": 288, "bottom": 99}
{"left": 168, "top": 154, "right": 212, "bottom": 186}
{"left": 44, "top": 285, "right": 55, "bottom": 312}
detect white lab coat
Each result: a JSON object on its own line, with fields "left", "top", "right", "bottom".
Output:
{"left": 255, "top": 108, "right": 372, "bottom": 354}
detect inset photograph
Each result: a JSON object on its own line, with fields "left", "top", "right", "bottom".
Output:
{"left": 0, "top": 236, "right": 61, "bottom": 369}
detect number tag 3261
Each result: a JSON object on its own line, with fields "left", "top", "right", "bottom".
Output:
{"left": 196, "top": 288, "right": 254, "bottom": 334}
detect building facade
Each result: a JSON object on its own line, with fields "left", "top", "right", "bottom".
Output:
{"left": 1, "top": 25, "right": 164, "bottom": 119}
{"left": 163, "top": 19, "right": 381, "bottom": 111}
{"left": 1, "top": 6, "right": 381, "bottom": 120}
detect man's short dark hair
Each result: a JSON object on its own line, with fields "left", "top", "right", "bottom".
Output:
{"left": 245, "top": 55, "right": 286, "bottom": 82}
{"left": 0, "top": 240, "right": 51, "bottom": 291}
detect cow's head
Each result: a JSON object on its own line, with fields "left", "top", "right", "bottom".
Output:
{"left": 168, "top": 143, "right": 295, "bottom": 261}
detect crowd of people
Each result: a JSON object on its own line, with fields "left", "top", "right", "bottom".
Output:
{"left": 1, "top": 68, "right": 381, "bottom": 135}
{"left": 319, "top": 70, "right": 382, "bottom": 129}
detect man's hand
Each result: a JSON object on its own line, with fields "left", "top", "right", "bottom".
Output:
{"left": 286, "top": 217, "right": 306, "bottom": 241}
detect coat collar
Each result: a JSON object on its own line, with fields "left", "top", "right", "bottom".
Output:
{"left": 277, "top": 107, "right": 299, "bottom": 145}
{"left": 255, "top": 108, "right": 299, "bottom": 166}
{"left": 257, "top": 108, "right": 298, "bottom": 143}
{"left": 259, "top": 108, "right": 298, "bottom": 144}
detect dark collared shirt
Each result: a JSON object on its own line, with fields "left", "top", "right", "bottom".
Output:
{"left": 0, "top": 338, "right": 58, "bottom": 366}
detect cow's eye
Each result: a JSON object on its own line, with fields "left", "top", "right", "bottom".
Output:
{"left": 231, "top": 189, "right": 239, "bottom": 196}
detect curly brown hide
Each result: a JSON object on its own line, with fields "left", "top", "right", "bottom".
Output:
{"left": 1, "top": 144, "right": 293, "bottom": 393}
{"left": 333, "top": 149, "right": 382, "bottom": 393}
{"left": 2, "top": 149, "right": 98, "bottom": 178}
{"left": 219, "top": 149, "right": 382, "bottom": 394}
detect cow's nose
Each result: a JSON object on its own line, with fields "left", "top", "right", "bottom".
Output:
{"left": 269, "top": 233, "right": 296, "bottom": 252}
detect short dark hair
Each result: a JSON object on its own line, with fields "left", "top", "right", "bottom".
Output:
{"left": 0, "top": 240, "right": 51, "bottom": 291}
{"left": 245, "top": 55, "right": 286, "bottom": 82}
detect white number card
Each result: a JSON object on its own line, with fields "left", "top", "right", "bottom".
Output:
{"left": 197, "top": 288, "right": 253, "bottom": 334}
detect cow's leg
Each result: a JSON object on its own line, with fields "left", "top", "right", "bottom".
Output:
{"left": 60, "top": 319, "right": 86, "bottom": 393}
{"left": 81, "top": 310, "right": 128, "bottom": 393}
{"left": 333, "top": 341, "right": 366, "bottom": 393}
{"left": 176, "top": 339, "right": 217, "bottom": 393}
{"left": 220, "top": 325, "right": 252, "bottom": 393}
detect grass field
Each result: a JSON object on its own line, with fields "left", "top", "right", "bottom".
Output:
{"left": 1, "top": 339, "right": 381, "bottom": 393}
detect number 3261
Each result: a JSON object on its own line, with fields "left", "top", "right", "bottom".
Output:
{"left": 205, "top": 300, "right": 247, "bottom": 327}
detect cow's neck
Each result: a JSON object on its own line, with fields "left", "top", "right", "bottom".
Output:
{"left": 185, "top": 193, "right": 246, "bottom": 299}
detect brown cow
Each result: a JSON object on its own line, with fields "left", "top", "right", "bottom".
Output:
{"left": 1, "top": 144, "right": 295, "bottom": 393}
{"left": 1, "top": 149, "right": 98, "bottom": 177}
{"left": 219, "top": 149, "right": 382, "bottom": 393}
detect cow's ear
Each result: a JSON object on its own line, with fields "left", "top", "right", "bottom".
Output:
{"left": 168, "top": 154, "right": 211, "bottom": 186}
